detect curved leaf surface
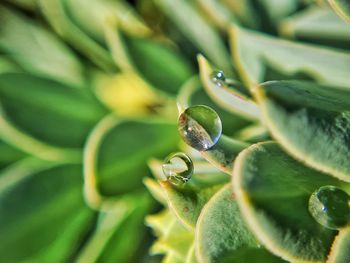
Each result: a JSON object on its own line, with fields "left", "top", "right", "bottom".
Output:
{"left": 196, "top": 184, "right": 285, "bottom": 263}
{"left": 233, "top": 142, "right": 348, "bottom": 262}
{"left": 256, "top": 80, "right": 350, "bottom": 182}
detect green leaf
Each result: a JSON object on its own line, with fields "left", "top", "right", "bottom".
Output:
{"left": 185, "top": 244, "right": 197, "bottom": 263}
{"left": 230, "top": 26, "right": 350, "bottom": 88}
{"left": 124, "top": 36, "right": 194, "bottom": 95}
{"left": 280, "top": 6, "right": 350, "bottom": 48}
{"left": 5, "top": 0, "right": 37, "bottom": 10}
{"left": 149, "top": 157, "right": 229, "bottom": 188}
{"left": 233, "top": 142, "right": 348, "bottom": 262}
{"left": 163, "top": 254, "right": 184, "bottom": 263}
{"left": 151, "top": 217, "right": 194, "bottom": 261}
{"left": 177, "top": 76, "right": 250, "bottom": 137}
{"left": 0, "top": 55, "right": 20, "bottom": 74}
{"left": 84, "top": 115, "right": 179, "bottom": 198}
{"left": 154, "top": 0, "right": 233, "bottom": 74}
{"left": 173, "top": 78, "right": 251, "bottom": 175}
{"left": 0, "top": 163, "right": 95, "bottom": 262}
{"left": 76, "top": 192, "right": 151, "bottom": 263}
{"left": 144, "top": 177, "right": 167, "bottom": 206}
{"left": 0, "top": 73, "right": 107, "bottom": 149}
{"left": 197, "top": 55, "right": 260, "bottom": 121}
{"left": 105, "top": 26, "right": 193, "bottom": 95}
{"left": 38, "top": 0, "right": 115, "bottom": 71}
{"left": 0, "top": 5, "right": 85, "bottom": 87}
{"left": 196, "top": 184, "right": 285, "bottom": 263}
{"left": 222, "top": 0, "right": 259, "bottom": 28}
{"left": 234, "top": 124, "right": 270, "bottom": 143}
{"left": 159, "top": 180, "right": 223, "bottom": 229}
{"left": 64, "top": 0, "right": 151, "bottom": 43}
{"left": 146, "top": 209, "right": 175, "bottom": 237}
{"left": 201, "top": 135, "right": 249, "bottom": 175}
{"left": 329, "top": 0, "right": 350, "bottom": 24}
{"left": 258, "top": 0, "right": 299, "bottom": 23}
{"left": 0, "top": 139, "right": 26, "bottom": 170}
{"left": 327, "top": 226, "right": 350, "bottom": 263}
{"left": 195, "top": 0, "right": 239, "bottom": 30}
{"left": 256, "top": 80, "right": 350, "bottom": 182}
{"left": 91, "top": 70, "right": 171, "bottom": 117}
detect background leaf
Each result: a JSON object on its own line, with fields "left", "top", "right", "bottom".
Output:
{"left": 0, "top": 5, "right": 85, "bottom": 87}
{"left": 279, "top": 6, "right": 350, "bottom": 49}
{"left": 154, "top": 0, "right": 233, "bottom": 74}
{"left": 329, "top": 0, "right": 350, "bottom": 24}
{"left": 0, "top": 73, "right": 107, "bottom": 149}
{"left": 0, "top": 163, "right": 95, "bottom": 262}
{"left": 84, "top": 116, "right": 179, "bottom": 196}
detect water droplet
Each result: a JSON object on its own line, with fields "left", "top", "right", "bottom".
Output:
{"left": 308, "top": 185, "right": 350, "bottom": 229}
{"left": 162, "top": 152, "right": 193, "bottom": 185}
{"left": 178, "top": 105, "right": 222, "bottom": 151}
{"left": 211, "top": 70, "right": 226, "bottom": 87}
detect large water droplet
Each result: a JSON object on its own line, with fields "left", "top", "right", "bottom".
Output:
{"left": 308, "top": 185, "right": 350, "bottom": 229}
{"left": 162, "top": 152, "right": 193, "bottom": 185}
{"left": 178, "top": 105, "right": 222, "bottom": 151}
{"left": 211, "top": 70, "right": 226, "bottom": 87}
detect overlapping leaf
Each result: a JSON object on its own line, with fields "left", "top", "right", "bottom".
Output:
{"left": 196, "top": 184, "right": 285, "bottom": 263}
{"left": 256, "top": 80, "right": 350, "bottom": 182}
{"left": 0, "top": 162, "right": 95, "bottom": 262}
{"left": 0, "top": 73, "right": 106, "bottom": 150}
{"left": 233, "top": 142, "right": 349, "bottom": 262}
{"left": 84, "top": 116, "right": 179, "bottom": 196}
{"left": 230, "top": 26, "right": 350, "bottom": 88}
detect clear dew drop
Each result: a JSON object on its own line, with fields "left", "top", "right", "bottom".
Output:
{"left": 162, "top": 152, "right": 193, "bottom": 185}
{"left": 178, "top": 105, "right": 222, "bottom": 151}
{"left": 308, "top": 185, "right": 350, "bottom": 230}
{"left": 210, "top": 70, "right": 226, "bottom": 87}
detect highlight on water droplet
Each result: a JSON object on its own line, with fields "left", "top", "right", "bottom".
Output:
{"left": 178, "top": 105, "right": 222, "bottom": 151}
{"left": 210, "top": 70, "right": 226, "bottom": 87}
{"left": 308, "top": 185, "right": 350, "bottom": 230}
{"left": 162, "top": 152, "right": 194, "bottom": 185}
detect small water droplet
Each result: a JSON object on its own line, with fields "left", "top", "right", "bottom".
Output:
{"left": 178, "top": 105, "right": 222, "bottom": 151}
{"left": 211, "top": 70, "right": 226, "bottom": 87}
{"left": 308, "top": 185, "right": 350, "bottom": 229}
{"left": 162, "top": 152, "right": 193, "bottom": 185}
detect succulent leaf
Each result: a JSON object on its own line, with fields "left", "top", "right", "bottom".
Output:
{"left": 329, "top": 0, "right": 350, "bottom": 24}
{"left": 233, "top": 142, "right": 349, "bottom": 262}
{"left": 0, "top": 5, "right": 85, "bottom": 87}
{"left": 230, "top": 26, "right": 350, "bottom": 88}
{"left": 256, "top": 80, "right": 350, "bottom": 182}
{"left": 327, "top": 226, "right": 350, "bottom": 263}
{"left": 154, "top": 0, "right": 233, "bottom": 74}
{"left": 84, "top": 115, "right": 179, "bottom": 198}
{"left": 0, "top": 163, "right": 95, "bottom": 262}
{"left": 196, "top": 184, "right": 285, "bottom": 263}
{"left": 0, "top": 73, "right": 106, "bottom": 149}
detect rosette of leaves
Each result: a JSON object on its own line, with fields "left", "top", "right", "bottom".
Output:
{"left": 1, "top": 0, "right": 350, "bottom": 262}
{"left": 145, "top": 1, "right": 350, "bottom": 263}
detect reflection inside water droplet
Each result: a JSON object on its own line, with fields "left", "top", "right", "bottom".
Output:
{"left": 210, "top": 70, "right": 226, "bottom": 87}
{"left": 178, "top": 105, "right": 222, "bottom": 151}
{"left": 162, "top": 152, "right": 193, "bottom": 185}
{"left": 308, "top": 185, "right": 350, "bottom": 229}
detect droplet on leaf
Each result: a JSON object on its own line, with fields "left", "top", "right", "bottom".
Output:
{"left": 210, "top": 70, "right": 226, "bottom": 87}
{"left": 308, "top": 185, "right": 350, "bottom": 229}
{"left": 178, "top": 105, "right": 222, "bottom": 151}
{"left": 162, "top": 152, "right": 193, "bottom": 185}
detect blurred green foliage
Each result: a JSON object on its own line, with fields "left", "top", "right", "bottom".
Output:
{"left": 0, "top": 0, "right": 350, "bottom": 262}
